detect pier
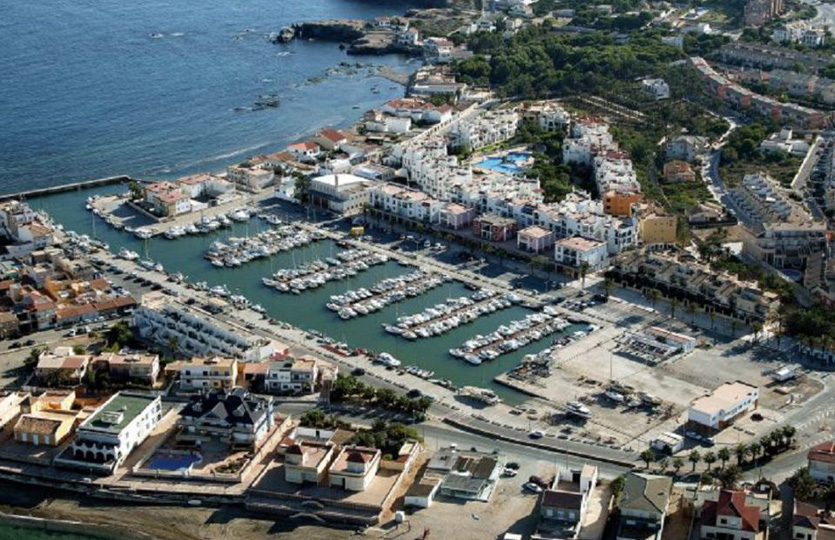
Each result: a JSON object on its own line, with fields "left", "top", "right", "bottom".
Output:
{"left": 205, "top": 224, "right": 324, "bottom": 268}
{"left": 326, "top": 270, "right": 448, "bottom": 319}
{"left": 0, "top": 175, "right": 132, "bottom": 203}
{"left": 264, "top": 249, "right": 388, "bottom": 293}
{"left": 449, "top": 309, "right": 595, "bottom": 365}
{"left": 385, "top": 290, "right": 515, "bottom": 340}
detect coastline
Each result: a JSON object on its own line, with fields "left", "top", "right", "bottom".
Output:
{"left": 0, "top": 512, "right": 157, "bottom": 540}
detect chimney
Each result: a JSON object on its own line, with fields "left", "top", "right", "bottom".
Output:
{"left": 334, "top": 174, "right": 339, "bottom": 189}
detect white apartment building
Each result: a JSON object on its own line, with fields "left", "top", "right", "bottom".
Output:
{"left": 687, "top": 381, "right": 759, "bottom": 434}
{"left": 132, "top": 292, "right": 276, "bottom": 362}
{"left": 167, "top": 357, "right": 238, "bottom": 391}
{"left": 57, "top": 392, "right": 162, "bottom": 472}
{"left": 226, "top": 165, "right": 275, "bottom": 192}
{"left": 265, "top": 356, "right": 319, "bottom": 394}
{"left": 370, "top": 183, "right": 442, "bottom": 223}
{"left": 562, "top": 129, "right": 616, "bottom": 166}
{"left": 449, "top": 109, "right": 519, "bottom": 152}
{"left": 594, "top": 150, "right": 641, "bottom": 196}
{"left": 554, "top": 236, "right": 609, "bottom": 270}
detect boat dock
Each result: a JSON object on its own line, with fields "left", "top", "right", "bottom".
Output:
{"left": 384, "top": 289, "right": 516, "bottom": 340}
{"left": 450, "top": 308, "right": 588, "bottom": 365}
{"left": 326, "top": 270, "right": 449, "bottom": 320}
{"left": 205, "top": 224, "right": 324, "bottom": 268}
{"left": 264, "top": 249, "right": 388, "bottom": 293}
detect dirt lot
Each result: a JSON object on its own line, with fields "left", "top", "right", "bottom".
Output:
{"left": 496, "top": 288, "right": 823, "bottom": 451}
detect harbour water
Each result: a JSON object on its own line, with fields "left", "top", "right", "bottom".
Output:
{"left": 0, "top": 0, "right": 420, "bottom": 193}
{"left": 28, "top": 186, "right": 593, "bottom": 404}
{"left": 0, "top": 526, "right": 95, "bottom": 540}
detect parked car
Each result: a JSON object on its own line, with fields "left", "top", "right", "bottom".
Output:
{"left": 529, "top": 475, "right": 549, "bottom": 488}
{"left": 505, "top": 462, "right": 520, "bottom": 470}
{"left": 529, "top": 429, "right": 546, "bottom": 439}
{"left": 523, "top": 482, "right": 543, "bottom": 494}
{"left": 502, "top": 468, "right": 518, "bottom": 478}
{"left": 352, "top": 367, "right": 366, "bottom": 376}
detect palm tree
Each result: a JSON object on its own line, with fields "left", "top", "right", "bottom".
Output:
{"left": 650, "top": 289, "right": 662, "bottom": 311}
{"left": 719, "top": 465, "right": 741, "bottom": 489}
{"left": 640, "top": 449, "right": 655, "bottom": 469}
{"left": 709, "top": 310, "right": 716, "bottom": 331}
{"left": 785, "top": 425, "right": 797, "bottom": 448}
{"left": 748, "top": 442, "right": 762, "bottom": 465}
{"left": 703, "top": 450, "right": 717, "bottom": 471}
{"left": 659, "top": 457, "right": 669, "bottom": 473}
{"left": 735, "top": 443, "right": 747, "bottom": 466}
{"left": 689, "top": 449, "right": 701, "bottom": 472}
{"left": 603, "top": 277, "right": 615, "bottom": 299}
{"left": 718, "top": 448, "right": 731, "bottom": 469}
{"left": 580, "top": 261, "right": 590, "bottom": 289}
{"left": 670, "top": 296, "right": 679, "bottom": 319}
{"left": 672, "top": 457, "right": 684, "bottom": 476}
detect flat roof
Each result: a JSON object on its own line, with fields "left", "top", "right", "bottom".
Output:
{"left": 81, "top": 392, "right": 158, "bottom": 435}
{"left": 691, "top": 381, "right": 758, "bottom": 416}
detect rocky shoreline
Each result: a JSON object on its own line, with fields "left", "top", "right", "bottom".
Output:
{"left": 271, "top": 19, "right": 420, "bottom": 56}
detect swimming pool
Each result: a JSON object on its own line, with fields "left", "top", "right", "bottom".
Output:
{"left": 476, "top": 152, "right": 532, "bottom": 175}
{"left": 146, "top": 452, "right": 202, "bottom": 471}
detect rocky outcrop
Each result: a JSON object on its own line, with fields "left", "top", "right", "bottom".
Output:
{"left": 293, "top": 19, "right": 367, "bottom": 42}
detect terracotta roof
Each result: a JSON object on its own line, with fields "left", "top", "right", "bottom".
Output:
{"left": 809, "top": 441, "right": 835, "bottom": 464}
{"left": 318, "top": 128, "right": 347, "bottom": 143}
{"left": 701, "top": 490, "right": 760, "bottom": 532}
{"left": 15, "top": 415, "right": 63, "bottom": 436}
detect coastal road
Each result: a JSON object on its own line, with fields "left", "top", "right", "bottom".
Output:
{"left": 274, "top": 401, "right": 632, "bottom": 477}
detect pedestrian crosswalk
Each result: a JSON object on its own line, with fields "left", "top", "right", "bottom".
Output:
{"left": 797, "top": 409, "right": 835, "bottom": 431}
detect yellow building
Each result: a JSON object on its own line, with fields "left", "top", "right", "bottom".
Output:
{"left": 14, "top": 409, "right": 77, "bottom": 446}
{"left": 639, "top": 213, "right": 678, "bottom": 245}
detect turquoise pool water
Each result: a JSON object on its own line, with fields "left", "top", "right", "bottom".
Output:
{"left": 475, "top": 152, "right": 532, "bottom": 175}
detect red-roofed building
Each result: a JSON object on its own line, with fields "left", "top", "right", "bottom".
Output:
{"left": 700, "top": 489, "right": 763, "bottom": 540}
{"left": 287, "top": 141, "right": 321, "bottom": 163}
{"left": 809, "top": 441, "right": 835, "bottom": 483}
{"left": 793, "top": 501, "right": 835, "bottom": 540}
{"left": 313, "top": 128, "right": 349, "bottom": 151}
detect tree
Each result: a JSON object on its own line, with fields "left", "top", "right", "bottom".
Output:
{"left": 789, "top": 467, "right": 818, "bottom": 501}
{"left": 128, "top": 180, "right": 145, "bottom": 201}
{"left": 106, "top": 321, "right": 134, "bottom": 348}
{"left": 719, "top": 464, "right": 742, "bottom": 489}
{"left": 72, "top": 344, "right": 86, "bottom": 355}
{"left": 670, "top": 296, "right": 679, "bottom": 319}
{"left": 718, "top": 447, "right": 731, "bottom": 469}
{"left": 293, "top": 172, "right": 311, "bottom": 203}
{"left": 703, "top": 450, "right": 717, "bottom": 471}
{"left": 782, "top": 425, "right": 797, "bottom": 448}
{"left": 748, "top": 442, "right": 762, "bottom": 465}
{"left": 603, "top": 277, "right": 615, "bottom": 299}
{"left": 735, "top": 443, "right": 747, "bottom": 466}
{"left": 650, "top": 289, "right": 662, "bottom": 311}
{"left": 167, "top": 336, "right": 180, "bottom": 356}
{"left": 689, "top": 449, "right": 701, "bottom": 472}
{"left": 640, "top": 448, "right": 655, "bottom": 469}
{"left": 659, "top": 457, "right": 669, "bottom": 473}
{"left": 579, "top": 262, "right": 590, "bottom": 290}
{"left": 699, "top": 471, "right": 714, "bottom": 486}
{"left": 672, "top": 457, "right": 684, "bottom": 476}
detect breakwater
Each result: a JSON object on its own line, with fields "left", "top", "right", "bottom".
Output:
{"left": 0, "top": 176, "right": 133, "bottom": 203}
